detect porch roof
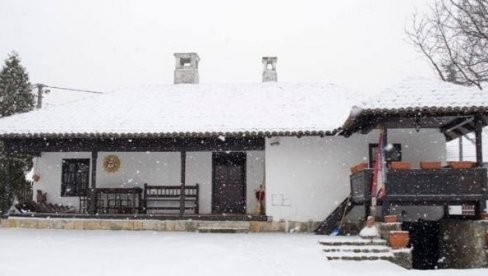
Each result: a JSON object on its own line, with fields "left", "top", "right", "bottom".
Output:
{"left": 0, "top": 82, "right": 361, "bottom": 138}
{"left": 342, "top": 77, "right": 488, "bottom": 139}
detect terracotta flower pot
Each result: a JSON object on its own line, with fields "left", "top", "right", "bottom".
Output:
{"left": 384, "top": 215, "right": 398, "bottom": 223}
{"left": 481, "top": 212, "right": 488, "bottom": 221}
{"left": 390, "top": 161, "right": 411, "bottom": 170}
{"left": 388, "top": 231, "right": 410, "bottom": 249}
{"left": 420, "top": 161, "right": 442, "bottom": 170}
{"left": 351, "top": 162, "right": 368, "bottom": 174}
{"left": 448, "top": 161, "right": 475, "bottom": 169}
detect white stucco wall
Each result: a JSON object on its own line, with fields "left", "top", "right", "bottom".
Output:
{"left": 33, "top": 151, "right": 264, "bottom": 214}
{"left": 33, "top": 152, "right": 91, "bottom": 208}
{"left": 265, "top": 129, "right": 447, "bottom": 222}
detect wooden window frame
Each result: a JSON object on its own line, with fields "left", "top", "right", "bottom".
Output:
{"left": 368, "top": 143, "right": 402, "bottom": 168}
{"left": 61, "top": 158, "right": 90, "bottom": 197}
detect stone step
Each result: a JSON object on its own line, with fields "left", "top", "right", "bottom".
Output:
{"left": 326, "top": 256, "right": 394, "bottom": 261}
{"left": 197, "top": 227, "right": 249, "bottom": 233}
{"left": 319, "top": 240, "right": 387, "bottom": 247}
{"left": 322, "top": 247, "right": 391, "bottom": 253}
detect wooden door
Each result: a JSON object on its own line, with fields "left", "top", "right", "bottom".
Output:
{"left": 212, "top": 152, "right": 246, "bottom": 214}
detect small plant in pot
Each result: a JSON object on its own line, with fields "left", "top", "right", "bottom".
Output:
{"left": 388, "top": 231, "right": 410, "bottom": 249}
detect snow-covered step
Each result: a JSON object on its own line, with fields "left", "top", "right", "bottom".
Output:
{"left": 322, "top": 246, "right": 391, "bottom": 253}
{"left": 319, "top": 238, "right": 387, "bottom": 246}
{"left": 197, "top": 227, "right": 249, "bottom": 233}
{"left": 326, "top": 255, "right": 394, "bottom": 261}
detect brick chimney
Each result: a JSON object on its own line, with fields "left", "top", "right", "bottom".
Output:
{"left": 174, "top": 53, "right": 200, "bottom": 84}
{"left": 262, "top": 57, "right": 277, "bottom": 82}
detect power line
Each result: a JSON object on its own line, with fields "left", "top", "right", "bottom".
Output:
{"left": 44, "top": 85, "right": 104, "bottom": 94}
{"left": 33, "top": 83, "right": 104, "bottom": 109}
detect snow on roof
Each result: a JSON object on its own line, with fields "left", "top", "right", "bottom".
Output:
{"left": 0, "top": 82, "right": 362, "bottom": 137}
{"left": 360, "top": 77, "right": 488, "bottom": 110}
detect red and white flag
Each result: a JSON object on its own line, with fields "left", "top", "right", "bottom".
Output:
{"left": 371, "top": 130, "right": 386, "bottom": 207}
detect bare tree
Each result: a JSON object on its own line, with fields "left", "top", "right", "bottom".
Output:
{"left": 407, "top": 0, "right": 488, "bottom": 89}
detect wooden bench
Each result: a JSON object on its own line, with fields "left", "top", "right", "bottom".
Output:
{"left": 143, "top": 184, "right": 199, "bottom": 214}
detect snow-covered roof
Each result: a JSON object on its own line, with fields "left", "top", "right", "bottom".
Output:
{"left": 342, "top": 77, "right": 488, "bottom": 136}
{"left": 360, "top": 77, "right": 488, "bottom": 111}
{"left": 0, "top": 78, "right": 486, "bottom": 139}
{"left": 0, "top": 82, "right": 361, "bottom": 138}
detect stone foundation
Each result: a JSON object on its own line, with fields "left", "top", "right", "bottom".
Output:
{"left": 0, "top": 217, "right": 319, "bottom": 233}
{"left": 439, "top": 220, "right": 488, "bottom": 268}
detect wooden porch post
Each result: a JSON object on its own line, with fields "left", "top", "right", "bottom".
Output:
{"left": 2, "top": 151, "right": 12, "bottom": 216}
{"left": 381, "top": 126, "right": 390, "bottom": 218}
{"left": 475, "top": 116, "right": 483, "bottom": 167}
{"left": 88, "top": 150, "right": 98, "bottom": 215}
{"left": 179, "top": 151, "right": 186, "bottom": 217}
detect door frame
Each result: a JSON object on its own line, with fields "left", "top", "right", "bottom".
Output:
{"left": 211, "top": 151, "right": 247, "bottom": 214}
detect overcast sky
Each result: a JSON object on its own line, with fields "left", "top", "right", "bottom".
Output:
{"left": 0, "top": 0, "right": 435, "bottom": 94}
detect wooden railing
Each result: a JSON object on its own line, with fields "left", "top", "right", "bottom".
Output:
{"left": 94, "top": 187, "right": 143, "bottom": 214}
{"left": 350, "top": 168, "right": 488, "bottom": 205}
{"left": 143, "top": 184, "right": 199, "bottom": 214}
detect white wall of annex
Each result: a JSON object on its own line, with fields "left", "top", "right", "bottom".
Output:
{"left": 264, "top": 128, "right": 446, "bottom": 222}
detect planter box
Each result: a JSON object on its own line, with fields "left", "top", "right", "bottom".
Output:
{"left": 420, "top": 161, "right": 442, "bottom": 170}
{"left": 383, "top": 215, "right": 398, "bottom": 223}
{"left": 448, "top": 161, "right": 475, "bottom": 169}
{"left": 391, "top": 161, "right": 411, "bottom": 170}
{"left": 350, "top": 163, "right": 368, "bottom": 174}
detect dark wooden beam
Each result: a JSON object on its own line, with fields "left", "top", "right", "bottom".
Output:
{"left": 179, "top": 151, "right": 186, "bottom": 217}
{"left": 3, "top": 137, "right": 265, "bottom": 154}
{"left": 2, "top": 151, "right": 12, "bottom": 216}
{"left": 88, "top": 150, "right": 98, "bottom": 215}
{"left": 475, "top": 116, "right": 484, "bottom": 167}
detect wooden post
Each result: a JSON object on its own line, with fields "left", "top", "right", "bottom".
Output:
{"left": 88, "top": 150, "right": 98, "bottom": 215}
{"left": 179, "top": 151, "right": 186, "bottom": 217}
{"left": 381, "top": 126, "right": 390, "bottom": 218}
{"left": 475, "top": 116, "right": 483, "bottom": 167}
{"left": 2, "top": 151, "right": 12, "bottom": 216}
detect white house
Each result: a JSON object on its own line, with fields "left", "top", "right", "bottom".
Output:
{"left": 0, "top": 54, "right": 486, "bottom": 228}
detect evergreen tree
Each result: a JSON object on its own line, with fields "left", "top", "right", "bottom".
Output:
{"left": 0, "top": 52, "right": 34, "bottom": 117}
{"left": 0, "top": 52, "right": 34, "bottom": 211}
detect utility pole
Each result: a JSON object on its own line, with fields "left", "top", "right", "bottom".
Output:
{"left": 35, "top": 83, "right": 46, "bottom": 109}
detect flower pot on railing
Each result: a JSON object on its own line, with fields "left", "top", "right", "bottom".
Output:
{"left": 388, "top": 231, "right": 410, "bottom": 249}
{"left": 350, "top": 162, "right": 368, "bottom": 174}
{"left": 481, "top": 212, "right": 488, "bottom": 221}
{"left": 448, "top": 161, "right": 475, "bottom": 169}
{"left": 420, "top": 161, "right": 442, "bottom": 170}
{"left": 390, "top": 161, "right": 411, "bottom": 170}
{"left": 384, "top": 215, "right": 398, "bottom": 223}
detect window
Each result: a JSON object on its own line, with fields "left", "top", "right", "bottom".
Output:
{"left": 369, "top": 143, "right": 402, "bottom": 168}
{"left": 180, "top": 58, "right": 191, "bottom": 67}
{"left": 61, "top": 159, "right": 90, "bottom": 197}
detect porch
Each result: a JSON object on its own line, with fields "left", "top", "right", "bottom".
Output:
{"left": 343, "top": 108, "right": 488, "bottom": 219}
{"left": 2, "top": 136, "right": 267, "bottom": 220}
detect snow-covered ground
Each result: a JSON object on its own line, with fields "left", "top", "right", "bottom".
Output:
{"left": 0, "top": 228, "right": 486, "bottom": 276}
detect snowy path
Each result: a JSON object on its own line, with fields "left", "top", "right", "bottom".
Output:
{"left": 0, "top": 228, "right": 486, "bottom": 276}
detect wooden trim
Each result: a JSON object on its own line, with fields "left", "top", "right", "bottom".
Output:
{"left": 475, "top": 116, "right": 483, "bottom": 166}
{"left": 180, "top": 151, "right": 186, "bottom": 216}
{"left": 3, "top": 137, "right": 265, "bottom": 154}
{"left": 2, "top": 151, "right": 12, "bottom": 215}
{"left": 88, "top": 150, "right": 98, "bottom": 215}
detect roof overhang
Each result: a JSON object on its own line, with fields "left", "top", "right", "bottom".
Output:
{"left": 341, "top": 106, "right": 488, "bottom": 141}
